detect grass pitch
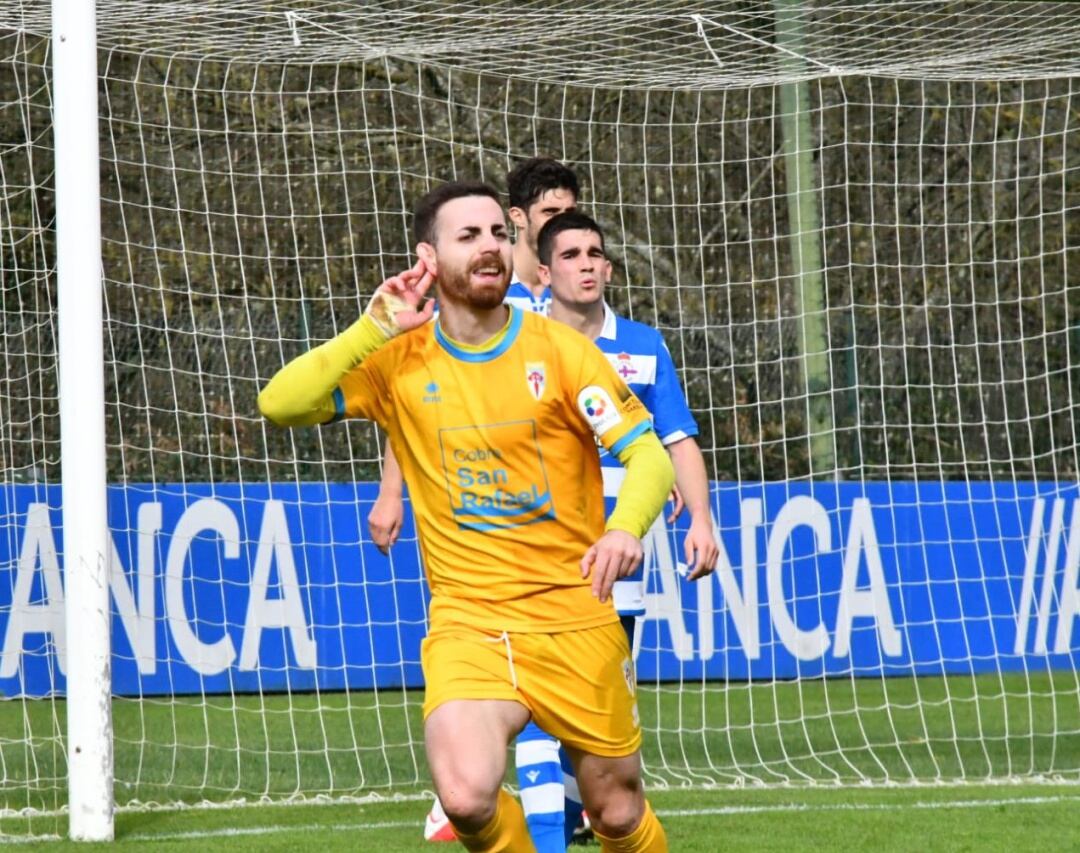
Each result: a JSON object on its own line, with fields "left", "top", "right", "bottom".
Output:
{"left": 7, "top": 785, "right": 1080, "bottom": 851}
{"left": 2, "top": 671, "right": 1079, "bottom": 848}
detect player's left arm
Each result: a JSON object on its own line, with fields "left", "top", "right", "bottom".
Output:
{"left": 572, "top": 334, "right": 675, "bottom": 602}
{"left": 665, "top": 437, "right": 718, "bottom": 580}
{"left": 581, "top": 429, "right": 674, "bottom": 603}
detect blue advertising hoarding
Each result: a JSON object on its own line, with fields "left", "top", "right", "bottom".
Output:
{"left": 0, "top": 481, "right": 1077, "bottom": 697}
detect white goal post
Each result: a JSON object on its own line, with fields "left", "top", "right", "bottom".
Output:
{"left": 52, "top": 0, "right": 111, "bottom": 841}
{"left": 0, "top": 0, "right": 1078, "bottom": 843}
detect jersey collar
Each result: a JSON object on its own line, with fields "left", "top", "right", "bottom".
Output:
{"left": 597, "top": 302, "right": 618, "bottom": 341}
{"left": 434, "top": 305, "right": 523, "bottom": 363}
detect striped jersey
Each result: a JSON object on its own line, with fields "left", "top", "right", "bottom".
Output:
{"left": 504, "top": 278, "right": 552, "bottom": 315}
{"left": 593, "top": 303, "right": 698, "bottom": 616}
{"left": 430, "top": 276, "right": 549, "bottom": 317}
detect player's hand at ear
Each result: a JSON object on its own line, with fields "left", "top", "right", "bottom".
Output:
{"left": 366, "top": 258, "right": 435, "bottom": 335}
{"left": 581, "top": 530, "right": 643, "bottom": 604}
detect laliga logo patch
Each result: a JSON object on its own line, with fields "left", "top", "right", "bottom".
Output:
{"left": 525, "top": 361, "right": 546, "bottom": 400}
{"left": 577, "top": 385, "right": 622, "bottom": 436}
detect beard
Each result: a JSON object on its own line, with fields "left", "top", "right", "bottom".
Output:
{"left": 437, "top": 252, "right": 511, "bottom": 310}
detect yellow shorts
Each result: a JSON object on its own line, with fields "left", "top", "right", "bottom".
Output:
{"left": 420, "top": 620, "right": 641, "bottom": 757}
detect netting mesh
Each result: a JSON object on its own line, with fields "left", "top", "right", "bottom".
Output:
{"left": 0, "top": 0, "right": 1078, "bottom": 834}
{"left": 11, "top": 1, "right": 1080, "bottom": 85}
{"left": 91, "top": 60, "right": 1080, "bottom": 486}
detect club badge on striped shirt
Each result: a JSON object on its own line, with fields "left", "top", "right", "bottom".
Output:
{"left": 614, "top": 351, "right": 638, "bottom": 379}
{"left": 526, "top": 362, "right": 546, "bottom": 400}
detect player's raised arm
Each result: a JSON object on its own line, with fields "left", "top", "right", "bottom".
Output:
{"left": 258, "top": 261, "right": 434, "bottom": 427}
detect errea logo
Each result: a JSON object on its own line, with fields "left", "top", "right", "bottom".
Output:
{"left": 423, "top": 381, "right": 442, "bottom": 404}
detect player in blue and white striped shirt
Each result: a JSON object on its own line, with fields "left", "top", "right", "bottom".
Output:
{"left": 504, "top": 157, "right": 578, "bottom": 316}
{"left": 540, "top": 210, "right": 719, "bottom": 617}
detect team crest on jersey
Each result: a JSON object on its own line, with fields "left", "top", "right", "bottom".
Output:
{"left": 622, "top": 657, "right": 636, "bottom": 696}
{"left": 615, "top": 352, "right": 638, "bottom": 379}
{"left": 525, "top": 362, "right": 546, "bottom": 400}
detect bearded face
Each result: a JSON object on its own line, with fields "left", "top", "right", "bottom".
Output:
{"left": 415, "top": 194, "right": 514, "bottom": 312}
{"left": 436, "top": 249, "right": 511, "bottom": 310}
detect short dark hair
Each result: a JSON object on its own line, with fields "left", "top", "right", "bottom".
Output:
{"left": 507, "top": 157, "right": 579, "bottom": 210}
{"left": 413, "top": 181, "right": 501, "bottom": 244}
{"left": 537, "top": 210, "right": 606, "bottom": 266}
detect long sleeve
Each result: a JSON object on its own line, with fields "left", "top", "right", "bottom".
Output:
{"left": 605, "top": 429, "right": 675, "bottom": 539}
{"left": 257, "top": 314, "right": 389, "bottom": 427}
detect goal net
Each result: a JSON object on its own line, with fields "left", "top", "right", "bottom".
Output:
{"left": 1, "top": 0, "right": 1079, "bottom": 836}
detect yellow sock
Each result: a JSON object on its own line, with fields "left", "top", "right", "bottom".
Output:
{"left": 452, "top": 789, "right": 534, "bottom": 853}
{"left": 593, "top": 800, "right": 668, "bottom": 853}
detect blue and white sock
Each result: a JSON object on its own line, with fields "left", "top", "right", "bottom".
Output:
{"left": 515, "top": 722, "right": 565, "bottom": 853}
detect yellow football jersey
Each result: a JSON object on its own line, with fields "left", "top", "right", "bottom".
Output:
{"left": 336, "top": 307, "right": 653, "bottom": 633}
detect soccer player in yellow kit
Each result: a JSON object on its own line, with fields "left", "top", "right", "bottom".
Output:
{"left": 258, "top": 182, "right": 672, "bottom": 853}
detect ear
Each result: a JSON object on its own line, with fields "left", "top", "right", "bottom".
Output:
{"left": 537, "top": 262, "right": 552, "bottom": 286}
{"left": 601, "top": 258, "right": 613, "bottom": 283}
{"left": 508, "top": 206, "right": 528, "bottom": 231}
{"left": 416, "top": 242, "right": 437, "bottom": 276}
